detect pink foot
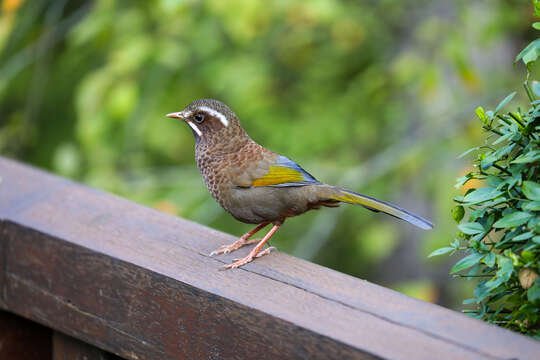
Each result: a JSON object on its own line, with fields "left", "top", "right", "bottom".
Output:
{"left": 209, "top": 238, "right": 260, "bottom": 256}
{"left": 222, "top": 247, "right": 276, "bottom": 270}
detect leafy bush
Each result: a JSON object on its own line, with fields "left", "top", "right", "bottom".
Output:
{"left": 431, "top": 13, "right": 540, "bottom": 337}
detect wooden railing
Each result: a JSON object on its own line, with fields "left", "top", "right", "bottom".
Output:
{"left": 0, "top": 156, "right": 539, "bottom": 360}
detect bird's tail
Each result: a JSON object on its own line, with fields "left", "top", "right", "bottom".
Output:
{"left": 323, "top": 186, "right": 433, "bottom": 230}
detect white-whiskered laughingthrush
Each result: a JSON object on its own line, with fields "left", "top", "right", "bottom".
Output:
{"left": 167, "top": 99, "right": 433, "bottom": 269}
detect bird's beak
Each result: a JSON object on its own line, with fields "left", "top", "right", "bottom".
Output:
{"left": 166, "top": 111, "right": 184, "bottom": 119}
{"left": 167, "top": 110, "right": 202, "bottom": 136}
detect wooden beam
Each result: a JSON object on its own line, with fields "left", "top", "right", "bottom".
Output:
{"left": 1, "top": 156, "right": 539, "bottom": 360}
{"left": 0, "top": 311, "right": 52, "bottom": 360}
{"left": 53, "top": 332, "right": 114, "bottom": 360}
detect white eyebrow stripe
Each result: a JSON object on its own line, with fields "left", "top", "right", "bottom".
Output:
{"left": 187, "top": 121, "right": 202, "bottom": 136}
{"left": 199, "top": 106, "right": 229, "bottom": 127}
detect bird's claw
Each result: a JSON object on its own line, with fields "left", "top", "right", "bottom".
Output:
{"left": 256, "top": 246, "right": 275, "bottom": 257}
{"left": 209, "top": 245, "right": 233, "bottom": 257}
{"left": 224, "top": 246, "right": 276, "bottom": 270}
{"left": 232, "top": 246, "right": 275, "bottom": 261}
{"left": 223, "top": 256, "right": 253, "bottom": 269}
{"left": 209, "top": 237, "right": 262, "bottom": 257}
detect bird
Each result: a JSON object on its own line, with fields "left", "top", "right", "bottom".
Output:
{"left": 166, "top": 99, "right": 433, "bottom": 269}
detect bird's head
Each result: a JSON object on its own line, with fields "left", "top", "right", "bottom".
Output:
{"left": 166, "top": 99, "right": 243, "bottom": 142}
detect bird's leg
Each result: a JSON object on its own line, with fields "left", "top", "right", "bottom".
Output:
{"left": 209, "top": 222, "right": 270, "bottom": 256}
{"left": 224, "top": 223, "right": 281, "bottom": 269}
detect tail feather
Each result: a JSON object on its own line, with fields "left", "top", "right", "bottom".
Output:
{"left": 329, "top": 187, "right": 433, "bottom": 230}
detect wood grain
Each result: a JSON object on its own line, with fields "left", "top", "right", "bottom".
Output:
{"left": 0, "top": 311, "right": 52, "bottom": 360}
{"left": 1, "top": 156, "right": 539, "bottom": 360}
{"left": 53, "top": 332, "right": 115, "bottom": 360}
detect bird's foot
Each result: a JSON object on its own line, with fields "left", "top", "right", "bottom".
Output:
{"left": 222, "top": 246, "right": 276, "bottom": 270}
{"left": 209, "top": 238, "right": 260, "bottom": 256}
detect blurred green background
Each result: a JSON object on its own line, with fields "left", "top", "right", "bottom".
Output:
{"left": 0, "top": 0, "right": 536, "bottom": 308}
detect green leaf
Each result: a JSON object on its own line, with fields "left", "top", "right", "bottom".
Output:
{"left": 511, "top": 150, "right": 540, "bottom": 164}
{"left": 463, "top": 187, "right": 503, "bottom": 204}
{"left": 450, "top": 253, "right": 484, "bottom": 274}
{"left": 532, "top": 80, "right": 540, "bottom": 98}
{"left": 515, "top": 39, "right": 540, "bottom": 65}
{"left": 455, "top": 174, "right": 472, "bottom": 189}
{"left": 492, "top": 131, "right": 513, "bottom": 145}
{"left": 534, "top": 1, "right": 540, "bottom": 17}
{"left": 475, "top": 107, "right": 486, "bottom": 123}
{"left": 452, "top": 205, "right": 465, "bottom": 223}
{"left": 521, "top": 250, "right": 535, "bottom": 263}
{"left": 485, "top": 276, "right": 504, "bottom": 290}
{"left": 523, "top": 48, "right": 538, "bottom": 64}
{"left": 458, "top": 222, "right": 485, "bottom": 235}
{"left": 483, "top": 252, "right": 496, "bottom": 267}
{"left": 498, "top": 254, "right": 514, "bottom": 277}
{"left": 533, "top": 22, "right": 540, "bottom": 30}
{"left": 457, "top": 147, "right": 479, "bottom": 159}
{"left": 481, "top": 144, "right": 515, "bottom": 170}
{"left": 528, "top": 216, "right": 540, "bottom": 231}
{"left": 474, "top": 281, "right": 491, "bottom": 302}
{"left": 522, "top": 181, "right": 540, "bottom": 201}
{"left": 522, "top": 201, "right": 540, "bottom": 211}
{"left": 512, "top": 232, "right": 534, "bottom": 241}
{"left": 486, "top": 175, "right": 503, "bottom": 188}
{"left": 528, "top": 279, "right": 540, "bottom": 304}
{"left": 469, "top": 209, "right": 486, "bottom": 222}
{"left": 493, "top": 211, "right": 534, "bottom": 228}
{"left": 495, "top": 92, "right": 516, "bottom": 113}
{"left": 428, "top": 247, "right": 454, "bottom": 258}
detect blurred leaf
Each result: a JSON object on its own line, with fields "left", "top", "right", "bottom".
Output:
{"left": 495, "top": 255, "right": 513, "bottom": 282}
{"left": 511, "top": 150, "right": 540, "bottom": 163}
{"left": 458, "top": 222, "right": 485, "bottom": 235}
{"left": 475, "top": 106, "right": 486, "bottom": 123}
{"left": 53, "top": 143, "right": 80, "bottom": 178}
{"left": 355, "top": 223, "right": 397, "bottom": 262}
{"left": 452, "top": 205, "right": 465, "bottom": 223}
{"left": 523, "top": 201, "right": 540, "bottom": 211}
{"left": 428, "top": 247, "right": 454, "bottom": 257}
{"left": 532, "top": 80, "right": 540, "bottom": 98}
{"left": 527, "top": 279, "right": 540, "bottom": 304}
{"left": 493, "top": 211, "right": 534, "bottom": 228}
{"left": 512, "top": 232, "right": 534, "bottom": 241}
{"left": 474, "top": 281, "right": 491, "bottom": 302}
{"left": 480, "top": 144, "right": 515, "bottom": 170}
{"left": 392, "top": 280, "right": 438, "bottom": 303}
{"left": 483, "top": 252, "right": 496, "bottom": 267}
{"left": 515, "top": 39, "right": 540, "bottom": 65}
{"left": 451, "top": 253, "right": 484, "bottom": 274}
{"left": 457, "top": 147, "right": 479, "bottom": 159}
{"left": 522, "top": 181, "right": 540, "bottom": 201}
{"left": 463, "top": 187, "right": 502, "bottom": 204}
{"left": 455, "top": 174, "right": 472, "bottom": 189}
{"left": 495, "top": 92, "right": 516, "bottom": 113}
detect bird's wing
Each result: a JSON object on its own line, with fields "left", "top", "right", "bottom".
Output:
{"left": 249, "top": 155, "right": 321, "bottom": 188}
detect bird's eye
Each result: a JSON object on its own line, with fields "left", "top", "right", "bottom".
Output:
{"left": 194, "top": 113, "right": 205, "bottom": 123}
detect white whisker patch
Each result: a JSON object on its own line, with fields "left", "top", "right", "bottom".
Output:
{"left": 187, "top": 121, "right": 202, "bottom": 136}
{"left": 199, "top": 106, "right": 229, "bottom": 127}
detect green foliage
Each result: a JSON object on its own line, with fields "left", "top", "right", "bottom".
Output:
{"left": 0, "top": 0, "right": 535, "bottom": 305}
{"left": 432, "top": 15, "right": 540, "bottom": 335}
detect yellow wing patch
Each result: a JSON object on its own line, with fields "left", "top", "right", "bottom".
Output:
{"left": 251, "top": 166, "right": 305, "bottom": 187}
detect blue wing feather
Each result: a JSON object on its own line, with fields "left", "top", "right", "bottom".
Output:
{"left": 264, "top": 155, "right": 321, "bottom": 187}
